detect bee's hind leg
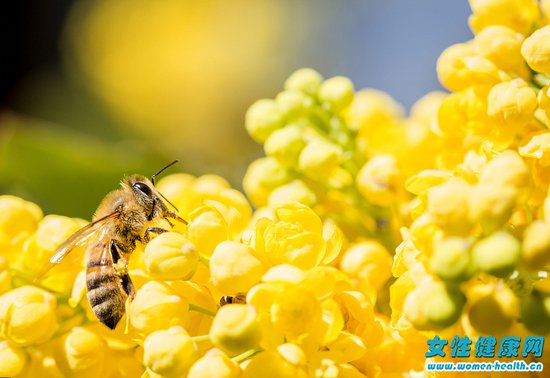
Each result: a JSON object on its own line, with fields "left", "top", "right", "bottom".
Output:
{"left": 109, "top": 240, "right": 135, "bottom": 299}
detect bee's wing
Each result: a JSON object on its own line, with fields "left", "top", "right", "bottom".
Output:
{"left": 49, "top": 211, "right": 119, "bottom": 264}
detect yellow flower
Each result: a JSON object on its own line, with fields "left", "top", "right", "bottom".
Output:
{"left": 253, "top": 203, "right": 327, "bottom": 270}
{"left": 340, "top": 241, "right": 393, "bottom": 290}
{"left": 210, "top": 304, "right": 262, "bottom": 355}
{"left": 144, "top": 326, "right": 198, "bottom": 378}
{"left": 268, "top": 179, "right": 317, "bottom": 208}
{"left": 243, "top": 157, "right": 293, "bottom": 207}
{"left": 188, "top": 349, "right": 241, "bottom": 378}
{"left": 469, "top": 0, "right": 540, "bottom": 35}
{"left": 426, "top": 178, "right": 473, "bottom": 235}
{"left": 437, "top": 43, "right": 503, "bottom": 91}
{"left": 522, "top": 24, "right": 550, "bottom": 73}
{"left": 129, "top": 280, "right": 189, "bottom": 336}
{"left": 356, "top": 154, "right": 403, "bottom": 207}
{"left": 519, "top": 132, "right": 550, "bottom": 166}
{"left": 57, "top": 327, "right": 106, "bottom": 377}
{"left": 209, "top": 241, "right": 264, "bottom": 294}
{"left": 0, "top": 340, "right": 27, "bottom": 377}
{"left": 144, "top": 232, "right": 198, "bottom": 281}
{"left": 473, "top": 25, "right": 528, "bottom": 77}
{"left": 487, "top": 79, "right": 537, "bottom": 127}
{"left": 479, "top": 151, "right": 530, "bottom": 187}
{"left": 522, "top": 220, "right": 550, "bottom": 268}
{"left": 23, "top": 215, "right": 87, "bottom": 293}
{"left": 318, "top": 76, "right": 355, "bottom": 112}
{"left": 241, "top": 350, "right": 301, "bottom": 378}
{"left": 245, "top": 99, "right": 284, "bottom": 143}
{"left": 468, "top": 183, "right": 518, "bottom": 232}
{"left": 187, "top": 204, "right": 229, "bottom": 257}
{"left": 271, "top": 285, "right": 322, "bottom": 341}
{"left": 0, "top": 195, "right": 42, "bottom": 262}
{"left": 436, "top": 86, "right": 492, "bottom": 138}
{"left": 0, "top": 285, "right": 57, "bottom": 346}
{"left": 345, "top": 88, "right": 403, "bottom": 132}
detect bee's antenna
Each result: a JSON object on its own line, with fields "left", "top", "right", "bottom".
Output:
{"left": 159, "top": 191, "right": 179, "bottom": 212}
{"left": 150, "top": 160, "right": 180, "bottom": 212}
{"left": 151, "top": 160, "right": 179, "bottom": 186}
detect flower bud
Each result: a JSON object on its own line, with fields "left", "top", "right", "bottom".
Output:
{"left": 430, "top": 237, "right": 476, "bottom": 282}
{"left": 318, "top": 76, "right": 354, "bottom": 111}
{"left": 59, "top": 327, "right": 106, "bottom": 376}
{"left": 356, "top": 155, "right": 402, "bottom": 207}
{"left": 144, "top": 232, "right": 198, "bottom": 280}
{"left": 245, "top": 99, "right": 284, "bottom": 142}
{"left": 187, "top": 205, "right": 228, "bottom": 256}
{"left": 479, "top": 151, "right": 530, "bottom": 189}
{"left": 0, "top": 340, "right": 27, "bottom": 377}
{"left": 272, "top": 286, "right": 322, "bottom": 339}
{"left": 210, "top": 304, "right": 261, "bottom": 355}
{"left": 0, "top": 285, "right": 56, "bottom": 346}
{"left": 340, "top": 241, "right": 393, "bottom": 289}
{"left": 298, "top": 139, "right": 342, "bottom": 179}
{"left": 466, "top": 283, "right": 518, "bottom": 334}
{"left": 284, "top": 68, "right": 323, "bottom": 95}
{"left": 267, "top": 180, "right": 316, "bottom": 208}
{"left": 472, "top": 231, "right": 520, "bottom": 278}
{"left": 519, "top": 132, "right": 550, "bottom": 166}
{"left": 469, "top": 0, "right": 539, "bottom": 35}
{"left": 188, "top": 350, "right": 241, "bottom": 378}
{"left": 243, "top": 157, "right": 293, "bottom": 207}
{"left": 520, "top": 291, "right": 550, "bottom": 334}
{"left": 426, "top": 179, "right": 472, "bottom": 235}
{"left": 487, "top": 79, "right": 537, "bottom": 127}
{"left": 437, "top": 43, "right": 501, "bottom": 91}
{"left": 522, "top": 221, "right": 550, "bottom": 268}
{"left": 403, "top": 280, "right": 465, "bottom": 330}
{"left": 144, "top": 326, "right": 198, "bottom": 377}
{"left": 210, "top": 241, "right": 263, "bottom": 294}
{"left": 264, "top": 124, "right": 306, "bottom": 167}
{"left": 275, "top": 90, "right": 308, "bottom": 117}
{"left": 129, "top": 281, "right": 189, "bottom": 336}
{"left": 468, "top": 183, "right": 518, "bottom": 232}
{"left": 522, "top": 25, "right": 550, "bottom": 73}
{"left": 0, "top": 196, "right": 42, "bottom": 261}
{"left": 0, "top": 257, "right": 11, "bottom": 295}
{"left": 473, "top": 25, "right": 527, "bottom": 76}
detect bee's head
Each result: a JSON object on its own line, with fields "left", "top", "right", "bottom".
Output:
{"left": 123, "top": 161, "right": 185, "bottom": 224}
{"left": 123, "top": 175, "right": 167, "bottom": 218}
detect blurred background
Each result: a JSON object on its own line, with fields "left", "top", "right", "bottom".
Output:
{"left": 0, "top": 0, "right": 472, "bottom": 218}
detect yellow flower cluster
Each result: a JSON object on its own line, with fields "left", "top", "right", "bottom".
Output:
{"left": 3, "top": 0, "right": 550, "bottom": 376}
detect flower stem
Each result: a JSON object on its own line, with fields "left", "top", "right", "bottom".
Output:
{"left": 189, "top": 303, "right": 216, "bottom": 317}
{"left": 232, "top": 348, "right": 262, "bottom": 363}
{"left": 198, "top": 254, "right": 210, "bottom": 266}
{"left": 191, "top": 334, "right": 211, "bottom": 343}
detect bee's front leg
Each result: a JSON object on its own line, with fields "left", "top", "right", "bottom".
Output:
{"left": 143, "top": 227, "right": 169, "bottom": 243}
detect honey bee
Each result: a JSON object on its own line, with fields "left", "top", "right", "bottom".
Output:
{"left": 48, "top": 161, "right": 186, "bottom": 329}
{"left": 219, "top": 293, "right": 247, "bottom": 306}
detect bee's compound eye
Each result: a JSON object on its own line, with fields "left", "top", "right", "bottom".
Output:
{"left": 133, "top": 182, "right": 153, "bottom": 197}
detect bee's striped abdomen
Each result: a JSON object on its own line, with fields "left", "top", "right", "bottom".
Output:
{"left": 85, "top": 243, "right": 127, "bottom": 330}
